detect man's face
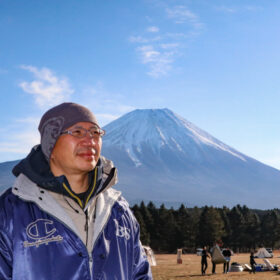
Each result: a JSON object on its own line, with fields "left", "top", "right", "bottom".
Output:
{"left": 50, "top": 122, "right": 102, "bottom": 177}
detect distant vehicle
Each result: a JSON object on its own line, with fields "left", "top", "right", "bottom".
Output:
{"left": 196, "top": 248, "right": 203, "bottom": 256}
{"left": 266, "top": 248, "right": 273, "bottom": 258}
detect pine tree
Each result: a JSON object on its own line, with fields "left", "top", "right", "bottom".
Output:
{"left": 219, "top": 206, "right": 231, "bottom": 246}
{"left": 131, "top": 204, "right": 150, "bottom": 245}
{"left": 198, "top": 206, "right": 225, "bottom": 247}
{"left": 260, "top": 210, "right": 280, "bottom": 248}
{"left": 227, "top": 205, "right": 245, "bottom": 251}
{"left": 241, "top": 206, "right": 261, "bottom": 250}
{"left": 175, "top": 204, "right": 193, "bottom": 250}
{"left": 156, "top": 204, "right": 178, "bottom": 252}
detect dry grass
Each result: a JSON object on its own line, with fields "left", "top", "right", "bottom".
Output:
{"left": 151, "top": 252, "right": 280, "bottom": 279}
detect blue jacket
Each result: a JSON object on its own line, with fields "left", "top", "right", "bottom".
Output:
{"left": 0, "top": 171, "right": 152, "bottom": 279}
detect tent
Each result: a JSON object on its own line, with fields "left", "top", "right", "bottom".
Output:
{"left": 143, "top": 246, "right": 157, "bottom": 266}
{"left": 254, "top": 248, "right": 272, "bottom": 258}
{"left": 211, "top": 245, "right": 226, "bottom": 264}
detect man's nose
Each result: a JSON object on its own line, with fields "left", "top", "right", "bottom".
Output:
{"left": 81, "top": 133, "right": 97, "bottom": 145}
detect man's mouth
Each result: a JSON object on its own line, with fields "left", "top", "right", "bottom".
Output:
{"left": 77, "top": 149, "right": 96, "bottom": 158}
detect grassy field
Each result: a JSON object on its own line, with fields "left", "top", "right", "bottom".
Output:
{"left": 151, "top": 252, "right": 280, "bottom": 279}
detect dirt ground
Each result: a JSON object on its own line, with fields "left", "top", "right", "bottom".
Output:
{"left": 151, "top": 252, "right": 280, "bottom": 280}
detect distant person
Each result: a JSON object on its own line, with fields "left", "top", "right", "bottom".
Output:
{"left": 250, "top": 252, "right": 257, "bottom": 274}
{"left": 222, "top": 247, "right": 232, "bottom": 273}
{"left": 0, "top": 102, "right": 152, "bottom": 279}
{"left": 210, "top": 245, "right": 217, "bottom": 274}
{"left": 201, "top": 246, "right": 210, "bottom": 275}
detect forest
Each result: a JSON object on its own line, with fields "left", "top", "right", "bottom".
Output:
{"left": 131, "top": 202, "right": 280, "bottom": 253}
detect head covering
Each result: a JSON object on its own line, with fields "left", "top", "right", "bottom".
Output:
{"left": 38, "top": 102, "right": 98, "bottom": 160}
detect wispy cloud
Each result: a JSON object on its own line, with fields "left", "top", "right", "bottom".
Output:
{"left": 137, "top": 45, "right": 175, "bottom": 78}
{"left": 245, "top": 6, "right": 263, "bottom": 12}
{"left": 19, "top": 65, "right": 74, "bottom": 108}
{"left": 15, "top": 117, "right": 40, "bottom": 125}
{"left": 0, "top": 117, "right": 40, "bottom": 157}
{"left": 215, "top": 5, "right": 262, "bottom": 13}
{"left": 128, "top": 35, "right": 161, "bottom": 43}
{"left": 147, "top": 26, "right": 159, "bottom": 33}
{"left": 160, "top": 43, "right": 179, "bottom": 49}
{"left": 166, "top": 6, "right": 203, "bottom": 29}
{"left": 129, "top": 4, "right": 203, "bottom": 78}
{"left": 215, "top": 6, "right": 237, "bottom": 13}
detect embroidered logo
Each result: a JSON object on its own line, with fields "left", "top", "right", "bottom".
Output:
{"left": 114, "top": 219, "right": 131, "bottom": 240}
{"left": 23, "top": 219, "right": 63, "bottom": 248}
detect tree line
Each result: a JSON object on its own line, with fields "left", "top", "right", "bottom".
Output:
{"left": 131, "top": 202, "right": 280, "bottom": 253}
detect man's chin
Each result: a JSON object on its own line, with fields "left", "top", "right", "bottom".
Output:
{"left": 79, "top": 161, "right": 97, "bottom": 172}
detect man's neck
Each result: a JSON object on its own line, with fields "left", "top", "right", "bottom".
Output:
{"left": 50, "top": 164, "right": 89, "bottom": 193}
{"left": 64, "top": 173, "right": 89, "bottom": 194}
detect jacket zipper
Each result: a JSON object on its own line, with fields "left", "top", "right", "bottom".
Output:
{"left": 85, "top": 209, "right": 89, "bottom": 247}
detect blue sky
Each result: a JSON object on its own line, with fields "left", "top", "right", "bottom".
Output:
{"left": 1, "top": 0, "right": 280, "bottom": 169}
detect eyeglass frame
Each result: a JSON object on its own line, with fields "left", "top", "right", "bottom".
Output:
{"left": 60, "top": 125, "right": 106, "bottom": 139}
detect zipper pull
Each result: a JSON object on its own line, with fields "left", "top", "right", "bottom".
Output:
{"left": 85, "top": 210, "right": 89, "bottom": 231}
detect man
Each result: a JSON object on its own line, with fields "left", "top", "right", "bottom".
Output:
{"left": 249, "top": 251, "right": 257, "bottom": 274}
{"left": 0, "top": 102, "right": 152, "bottom": 279}
{"left": 201, "top": 246, "right": 210, "bottom": 275}
{"left": 222, "top": 247, "right": 231, "bottom": 273}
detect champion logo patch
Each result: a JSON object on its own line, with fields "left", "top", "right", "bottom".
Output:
{"left": 23, "top": 219, "right": 63, "bottom": 248}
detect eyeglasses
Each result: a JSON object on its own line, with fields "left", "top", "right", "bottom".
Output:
{"left": 61, "top": 126, "right": 106, "bottom": 139}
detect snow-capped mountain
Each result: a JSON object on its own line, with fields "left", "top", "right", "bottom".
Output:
{"left": 1, "top": 108, "right": 280, "bottom": 209}
{"left": 101, "top": 109, "right": 280, "bottom": 209}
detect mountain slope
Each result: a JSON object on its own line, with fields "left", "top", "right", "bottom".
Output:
{"left": 0, "top": 160, "right": 20, "bottom": 191}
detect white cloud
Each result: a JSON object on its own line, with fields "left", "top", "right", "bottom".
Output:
{"left": 147, "top": 26, "right": 159, "bottom": 33}
{"left": 19, "top": 65, "right": 74, "bottom": 108}
{"left": 245, "top": 5, "right": 263, "bottom": 12}
{"left": 215, "top": 6, "right": 237, "bottom": 13}
{"left": 128, "top": 5, "right": 203, "bottom": 78}
{"left": 166, "top": 32, "right": 189, "bottom": 39}
{"left": 128, "top": 35, "right": 161, "bottom": 43}
{"left": 137, "top": 45, "right": 174, "bottom": 78}
{"left": 160, "top": 43, "right": 179, "bottom": 49}
{"left": 215, "top": 5, "right": 262, "bottom": 13}
{"left": 137, "top": 45, "right": 161, "bottom": 64}
{"left": 129, "top": 36, "right": 149, "bottom": 43}
{"left": 0, "top": 119, "right": 40, "bottom": 158}
{"left": 166, "top": 6, "right": 203, "bottom": 29}
{"left": 15, "top": 117, "right": 40, "bottom": 125}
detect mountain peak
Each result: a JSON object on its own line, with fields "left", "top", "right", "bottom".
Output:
{"left": 103, "top": 108, "right": 246, "bottom": 165}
